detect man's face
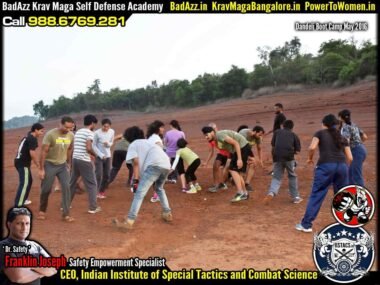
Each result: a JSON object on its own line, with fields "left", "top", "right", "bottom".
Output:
{"left": 7, "top": 215, "right": 30, "bottom": 241}
{"left": 60, "top": 122, "right": 74, "bottom": 134}
{"left": 274, "top": 106, "right": 281, "bottom": 114}
{"left": 204, "top": 132, "right": 214, "bottom": 142}
{"left": 102, "top": 123, "right": 111, "bottom": 132}
{"left": 90, "top": 123, "right": 97, "bottom": 131}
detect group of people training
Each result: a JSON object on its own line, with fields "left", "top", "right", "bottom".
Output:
{"left": 13, "top": 115, "right": 115, "bottom": 222}
{"left": 12, "top": 103, "right": 367, "bottom": 232}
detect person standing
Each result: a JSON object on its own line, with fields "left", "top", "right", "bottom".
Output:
{"left": 267, "top": 103, "right": 286, "bottom": 135}
{"left": 51, "top": 123, "right": 77, "bottom": 193}
{"left": 69, "top": 114, "right": 101, "bottom": 214}
{"left": 202, "top": 127, "right": 252, "bottom": 203}
{"left": 238, "top": 126, "right": 265, "bottom": 191}
{"left": 38, "top": 116, "right": 75, "bottom": 222}
{"left": 266, "top": 103, "right": 286, "bottom": 175}
{"left": 0, "top": 207, "right": 57, "bottom": 284}
{"left": 164, "top": 120, "right": 186, "bottom": 184}
{"left": 296, "top": 114, "right": 352, "bottom": 232}
{"left": 93, "top": 118, "right": 115, "bottom": 199}
{"left": 14, "top": 123, "right": 44, "bottom": 207}
{"left": 264, "top": 120, "right": 302, "bottom": 204}
{"left": 338, "top": 109, "right": 368, "bottom": 186}
{"left": 112, "top": 126, "right": 172, "bottom": 230}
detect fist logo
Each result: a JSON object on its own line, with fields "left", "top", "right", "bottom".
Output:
{"left": 333, "top": 192, "right": 354, "bottom": 212}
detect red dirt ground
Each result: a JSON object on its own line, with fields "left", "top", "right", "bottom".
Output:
{"left": 2, "top": 81, "right": 377, "bottom": 270}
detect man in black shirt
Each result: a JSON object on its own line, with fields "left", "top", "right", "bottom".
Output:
{"left": 14, "top": 123, "right": 44, "bottom": 207}
{"left": 265, "top": 103, "right": 286, "bottom": 175}
{"left": 0, "top": 207, "right": 56, "bottom": 284}
{"left": 267, "top": 103, "right": 287, "bottom": 135}
{"left": 264, "top": 120, "right": 302, "bottom": 204}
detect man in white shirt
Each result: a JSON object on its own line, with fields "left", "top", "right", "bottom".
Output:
{"left": 92, "top": 118, "right": 115, "bottom": 199}
{"left": 112, "top": 126, "right": 172, "bottom": 230}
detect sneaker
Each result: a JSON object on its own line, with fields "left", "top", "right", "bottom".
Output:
{"left": 218, "top": 183, "right": 228, "bottom": 190}
{"left": 245, "top": 184, "right": 253, "bottom": 192}
{"left": 162, "top": 212, "right": 173, "bottom": 222}
{"left": 112, "top": 218, "right": 134, "bottom": 231}
{"left": 23, "top": 200, "right": 32, "bottom": 205}
{"left": 240, "top": 193, "right": 249, "bottom": 200}
{"left": 293, "top": 197, "right": 303, "bottom": 204}
{"left": 231, "top": 193, "right": 245, "bottom": 203}
{"left": 166, "top": 179, "right": 177, "bottom": 184}
{"left": 62, "top": 216, "right": 75, "bottom": 222}
{"left": 263, "top": 194, "right": 274, "bottom": 205}
{"left": 195, "top": 183, "right": 202, "bottom": 191}
{"left": 295, "top": 223, "right": 312, "bottom": 233}
{"left": 97, "top": 192, "right": 107, "bottom": 199}
{"left": 88, "top": 206, "right": 102, "bottom": 214}
{"left": 150, "top": 195, "right": 160, "bottom": 203}
{"left": 208, "top": 185, "right": 219, "bottom": 193}
{"left": 186, "top": 185, "right": 197, "bottom": 194}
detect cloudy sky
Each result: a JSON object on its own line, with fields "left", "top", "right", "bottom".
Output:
{"left": 3, "top": 14, "right": 377, "bottom": 120}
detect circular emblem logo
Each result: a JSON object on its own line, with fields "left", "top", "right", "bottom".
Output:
{"left": 332, "top": 185, "right": 375, "bottom": 227}
{"left": 313, "top": 223, "right": 375, "bottom": 283}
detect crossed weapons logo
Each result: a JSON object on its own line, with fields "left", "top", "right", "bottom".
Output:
{"left": 313, "top": 224, "right": 375, "bottom": 283}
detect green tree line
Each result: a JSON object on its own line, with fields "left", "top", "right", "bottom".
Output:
{"left": 33, "top": 37, "right": 376, "bottom": 120}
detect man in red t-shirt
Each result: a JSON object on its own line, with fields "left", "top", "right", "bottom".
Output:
{"left": 202, "top": 123, "right": 231, "bottom": 192}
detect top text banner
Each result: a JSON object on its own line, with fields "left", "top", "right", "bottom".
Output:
{"left": 1, "top": 0, "right": 378, "bottom": 16}
{"left": 1, "top": 0, "right": 378, "bottom": 27}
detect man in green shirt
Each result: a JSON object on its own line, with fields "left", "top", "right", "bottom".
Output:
{"left": 202, "top": 127, "right": 252, "bottom": 202}
{"left": 238, "top": 126, "right": 265, "bottom": 191}
{"left": 38, "top": 116, "right": 75, "bottom": 222}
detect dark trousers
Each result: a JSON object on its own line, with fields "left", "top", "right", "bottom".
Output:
{"left": 168, "top": 157, "right": 184, "bottom": 181}
{"left": 109, "top": 150, "right": 133, "bottom": 185}
{"left": 349, "top": 144, "right": 367, "bottom": 186}
{"left": 95, "top": 157, "right": 111, "bottom": 192}
{"left": 301, "top": 162, "right": 349, "bottom": 229}
{"left": 40, "top": 161, "right": 71, "bottom": 217}
{"left": 15, "top": 166, "right": 33, "bottom": 207}
{"left": 70, "top": 159, "right": 98, "bottom": 211}
{"left": 180, "top": 158, "right": 201, "bottom": 183}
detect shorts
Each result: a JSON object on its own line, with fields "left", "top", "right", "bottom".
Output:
{"left": 215, "top": 153, "right": 228, "bottom": 167}
{"left": 229, "top": 144, "right": 253, "bottom": 173}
